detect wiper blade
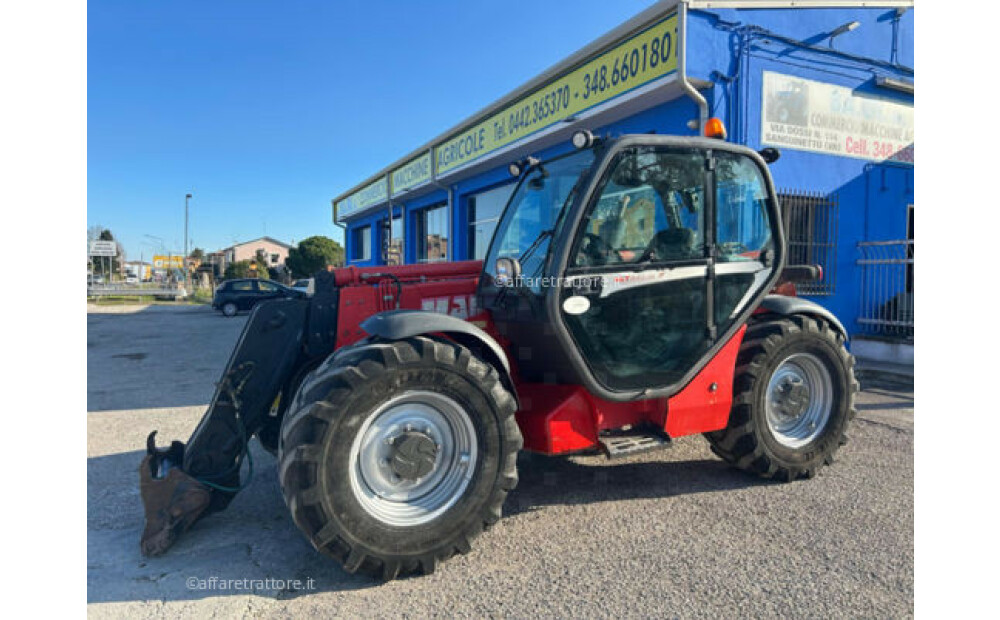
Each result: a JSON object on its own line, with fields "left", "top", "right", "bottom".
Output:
{"left": 518, "top": 229, "right": 553, "bottom": 264}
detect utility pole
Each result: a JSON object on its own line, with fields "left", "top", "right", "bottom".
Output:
{"left": 184, "top": 193, "right": 193, "bottom": 289}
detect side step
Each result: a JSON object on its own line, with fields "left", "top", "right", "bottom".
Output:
{"left": 598, "top": 430, "right": 672, "bottom": 459}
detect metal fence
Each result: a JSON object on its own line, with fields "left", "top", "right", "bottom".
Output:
{"left": 87, "top": 283, "right": 189, "bottom": 299}
{"left": 857, "top": 239, "right": 914, "bottom": 340}
{"left": 780, "top": 189, "right": 838, "bottom": 296}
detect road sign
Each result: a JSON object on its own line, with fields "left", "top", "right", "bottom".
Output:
{"left": 153, "top": 255, "right": 184, "bottom": 269}
{"left": 89, "top": 240, "right": 118, "bottom": 257}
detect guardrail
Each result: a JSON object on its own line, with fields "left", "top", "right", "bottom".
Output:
{"left": 87, "top": 284, "right": 189, "bottom": 298}
{"left": 857, "top": 240, "right": 913, "bottom": 340}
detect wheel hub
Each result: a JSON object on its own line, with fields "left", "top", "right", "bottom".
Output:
{"left": 773, "top": 376, "right": 810, "bottom": 418}
{"left": 764, "top": 353, "right": 834, "bottom": 448}
{"left": 389, "top": 431, "right": 438, "bottom": 480}
{"left": 348, "top": 391, "right": 478, "bottom": 526}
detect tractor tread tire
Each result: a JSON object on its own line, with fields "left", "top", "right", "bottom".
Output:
{"left": 277, "top": 336, "right": 520, "bottom": 580}
{"left": 705, "top": 314, "right": 858, "bottom": 481}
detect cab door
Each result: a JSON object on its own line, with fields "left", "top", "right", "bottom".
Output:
{"left": 555, "top": 143, "right": 780, "bottom": 396}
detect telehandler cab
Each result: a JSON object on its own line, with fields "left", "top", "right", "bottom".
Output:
{"left": 140, "top": 125, "right": 857, "bottom": 579}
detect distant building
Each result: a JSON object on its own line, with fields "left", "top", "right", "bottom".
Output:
{"left": 124, "top": 261, "right": 152, "bottom": 281}
{"left": 209, "top": 236, "right": 294, "bottom": 276}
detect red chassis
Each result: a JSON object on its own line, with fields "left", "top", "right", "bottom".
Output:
{"left": 328, "top": 259, "right": 745, "bottom": 455}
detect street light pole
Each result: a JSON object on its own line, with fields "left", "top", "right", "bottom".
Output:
{"left": 184, "top": 193, "right": 193, "bottom": 288}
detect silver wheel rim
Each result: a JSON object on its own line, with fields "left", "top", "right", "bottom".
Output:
{"left": 348, "top": 390, "right": 478, "bottom": 527}
{"left": 765, "top": 352, "right": 833, "bottom": 448}
{"left": 224, "top": 303, "right": 236, "bottom": 316}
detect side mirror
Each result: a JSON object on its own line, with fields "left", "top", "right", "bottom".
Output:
{"left": 494, "top": 257, "right": 521, "bottom": 288}
{"left": 759, "top": 147, "right": 781, "bottom": 164}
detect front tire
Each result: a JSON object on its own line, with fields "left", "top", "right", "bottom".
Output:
{"left": 278, "top": 336, "right": 521, "bottom": 579}
{"left": 221, "top": 302, "right": 238, "bottom": 317}
{"left": 705, "top": 315, "right": 858, "bottom": 481}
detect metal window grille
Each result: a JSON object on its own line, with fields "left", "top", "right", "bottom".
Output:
{"left": 857, "top": 239, "right": 914, "bottom": 341}
{"left": 779, "top": 190, "right": 838, "bottom": 296}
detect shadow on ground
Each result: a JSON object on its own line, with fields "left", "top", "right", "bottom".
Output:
{"left": 87, "top": 444, "right": 768, "bottom": 603}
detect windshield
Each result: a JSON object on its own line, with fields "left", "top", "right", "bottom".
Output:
{"left": 483, "top": 148, "right": 596, "bottom": 289}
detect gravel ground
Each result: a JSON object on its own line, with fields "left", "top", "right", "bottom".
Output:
{"left": 87, "top": 306, "right": 913, "bottom": 618}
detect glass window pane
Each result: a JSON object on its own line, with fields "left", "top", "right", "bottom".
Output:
{"left": 352, "top": 226, "right": 371, "bottom": 261}
{"left": 715, "top": 153, "right": 773, "bottom": 262}
{"left": 385, "top": 216, "right": 403, "bottom": 265}
{"left": 572, "top": 148, "right": 705, "bottom": 268}
{"left": 469, "top": 184, "right": 513, "bottom": 223}
{"left": 468, "top": 183, "right": 514, "bottom": 260}
{"left": 470, "top": 222, "right": 495, "bottom": 260}
{"left": 714, "top": 152, "right": 776, "bottom": 327}
{"left": 417, "top": 204, "right": 448, "bottom": 262}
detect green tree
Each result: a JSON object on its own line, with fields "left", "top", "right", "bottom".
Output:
{"left": 224, "top": 260, "right": 254, "bottom": 280}
{"left": 92, "top": 228, "right": 123, "bottom": 278}
{"left": 286, "top": 236, "right": 345, "bottom": 278}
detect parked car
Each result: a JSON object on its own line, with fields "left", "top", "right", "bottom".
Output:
{"left": 291, "top": 278, "right": 313, "bottom": 294}
{"left": 212, "top": 278, "right": 304, "bottom": 317}
{"left": 125, "top": 275, "right": 139, "bottom": 284}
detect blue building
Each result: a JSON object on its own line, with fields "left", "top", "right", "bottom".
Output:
{"left": 332, "top": 0, "right": 914, "bottom": 342}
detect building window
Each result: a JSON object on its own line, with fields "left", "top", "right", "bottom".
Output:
{"left": 416, "top": 203, "right": 448, "bottom": 263}
{"left": 779, "top": 189, "right": 838, "bottom": 296}
{"left": 468, "top": 183, "right": 514, "bottom": 260}
{"left": 352, "top": 225, "right": 371, "bottom": 261}
{"left": 270, "top": 253, "right": 279, "bottom": 264}
{"left": 381, "top": 215, "right": 403, "bottom": 265}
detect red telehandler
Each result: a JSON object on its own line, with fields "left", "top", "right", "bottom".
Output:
{"left": 140, "top": 126, "right": 857, "bottom": 579}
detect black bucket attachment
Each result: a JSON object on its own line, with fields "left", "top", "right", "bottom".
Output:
{"left": 139, "top": 432, "right": 212, "bottom": 556}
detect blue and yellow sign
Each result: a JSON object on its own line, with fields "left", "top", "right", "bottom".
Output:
{"left": 334, "top": 10, "right": 679, "bottom": 221}
{"left": 434, "top": 11, "right": 678, "bottom": 175}
{"left": 335, "top": 177, "right": 389, "bottom": 221}
{"left": 391, "top": 151, "right": 433, "bottom": 196}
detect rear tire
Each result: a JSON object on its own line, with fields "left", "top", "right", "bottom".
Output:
{"left": 221, "top": 302, "right": 238, "bottom": 317}
{"left": 278, "top": 336, "right": 521, "bottom": 579}
{"left": 705, "top": 315, "right": 858, "bottom": 481}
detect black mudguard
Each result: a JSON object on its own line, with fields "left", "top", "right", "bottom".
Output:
{"left": 759, "top": 295, "right": 848, "bottom": 340}
{"left": 361, "top": 309, "right": 512, "bottom": 376}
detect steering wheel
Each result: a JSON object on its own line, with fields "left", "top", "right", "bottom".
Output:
{"left": 718, "top": 241, "right": 750, "bottom": 257}
{"left": 579, "top": 233, "right": 619, "bottom": 266}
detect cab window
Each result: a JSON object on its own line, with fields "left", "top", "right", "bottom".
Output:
{"left": 571, "top": 148, "right": 705, "bottom": 268}
{"left": 715, "top": 152, "right": 774, "bottom": 262}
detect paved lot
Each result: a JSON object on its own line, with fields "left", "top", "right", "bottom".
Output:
{"left": 87, "top": 305, "right": 913, "bottom": 618}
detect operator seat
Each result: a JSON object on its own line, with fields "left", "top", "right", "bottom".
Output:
{"left": 646, "top": 227, "right": 696, "bottom": 261}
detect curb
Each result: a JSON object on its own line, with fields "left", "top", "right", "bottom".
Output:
{"left": 856, "top": 362, "right": 913, "bottom": 391}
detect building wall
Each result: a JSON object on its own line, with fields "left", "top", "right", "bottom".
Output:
{"left": 339, "top": 4, "right": 913, "bottom": 337}
{"left": 228, "top": 238, "right": 291, "bottom": 267}
{"left": 689, "top": 6, "right": 914, "bottom": 327}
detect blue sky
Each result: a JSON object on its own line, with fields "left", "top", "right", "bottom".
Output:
{"left": 88, "top": 0, "right": 656, "bottom": 261}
